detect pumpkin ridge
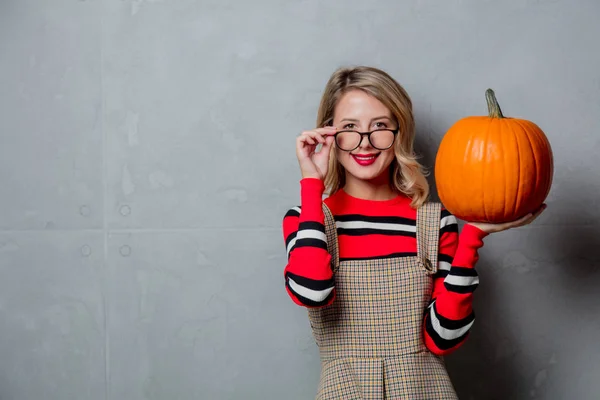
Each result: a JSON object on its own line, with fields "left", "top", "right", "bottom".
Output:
{"left": 466, "top": 120, "right": 479, "bottom": 219}
{"left": 498, "top": 119, "right": 508, "bottom": 221}
{"left": 507, "top": 119, "right": 524, "bottom": 216}
{"left": 482, "top": 120, "right": 491, "bottom": 222}
{"left": 516, "top": 119, "right": 538, "bottom": 215}
{"left": 517, "top": 118, "right": 552, "bottom": 210}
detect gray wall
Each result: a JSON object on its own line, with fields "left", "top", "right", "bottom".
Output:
{"left": 0, "top": 0, "right": 598, "bottom": 399}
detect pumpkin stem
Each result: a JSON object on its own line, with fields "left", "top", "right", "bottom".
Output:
{"left": 485, "top": 88, "right": 504, "bottom": 118}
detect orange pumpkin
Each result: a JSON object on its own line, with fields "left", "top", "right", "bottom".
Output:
{"left": 434, "top": 89, "right": 553, "bottom": 223}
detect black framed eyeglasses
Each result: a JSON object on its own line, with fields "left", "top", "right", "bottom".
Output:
{"left": 334, "top": 128, "right": 399, "bottom": 152}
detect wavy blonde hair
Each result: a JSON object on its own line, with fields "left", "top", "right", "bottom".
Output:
{"left": 317, "top": 66, "right": 430, "bottom": 208}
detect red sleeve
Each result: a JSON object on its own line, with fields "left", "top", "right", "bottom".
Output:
{"left": 282, "top": 178, "right": 335, "bottom": 308}
{"left": 424, "top": 208, "right": 488, "bottom": 355}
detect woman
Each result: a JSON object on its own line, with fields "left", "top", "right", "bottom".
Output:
{"left": 282, "top": 66, "right": 545, "bottom": 399}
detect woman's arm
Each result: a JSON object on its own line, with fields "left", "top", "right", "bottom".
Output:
{"left": 282, "top": 178, "right": 335, "bottom": 308}
{"left": 423, "top": 209, "right": 488, "bottom": 355}
{"left": 423, "top": 203, "right": 546, "bottom": 355}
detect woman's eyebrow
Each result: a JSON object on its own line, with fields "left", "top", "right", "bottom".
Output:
{"left": 339, "top": 116, "right": 391, "bottom": 123}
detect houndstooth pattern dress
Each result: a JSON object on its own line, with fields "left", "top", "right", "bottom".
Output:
{"left": 307, "top": 202, "right": 458, "bottom": 400}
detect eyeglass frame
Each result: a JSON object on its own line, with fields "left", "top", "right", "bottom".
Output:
{"left": 333, "top": 128, "right": 400, "bottom": 152}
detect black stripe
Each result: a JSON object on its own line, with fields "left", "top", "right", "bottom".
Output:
{"left": 285, "top": 281, "right": 334, "bottom": 307}
{"left": 298, "top": 221, "right": 325, "bottom": 232}
{"left": 440, "top": 209, "right": 453, "bottom": 219}
{"left": 337, "top": 228, "right": 416, "bottom": 237}
{"left": 339, "top": 252, "right": 417, "bottom": 262}
{"left": 286, "top": 272, "right": 334, "bottom": 291}
{"left": 431, "top": 301, "right": 475, "bottom": 330}
{"left": 433, "top": 270, "right": 449, "bottom": 279}
{"left": 447, "top": 266, "right": 478, "bottom": 277}
{"left": 295, "top": 238, "right": 328, "bottom": 251}
{"left": 438, "top": 253, "right": 454, "bottom": 264}
{"left": 440, "top": 223, "right": 459, "bottom": 235}
{"left": 445, "top": 283, "right": 478, "bottom": 294}
{"left": 285, "top": 231, "right": 297, "bottom": 248}
{"left": 334, "top": 214, "right": 416, "bottom": 226}
{"left": 424, "top": 313, "right": 470, "bottom": 351}
{"left": 284, "top": 207, "right": 301, "bottom": 218}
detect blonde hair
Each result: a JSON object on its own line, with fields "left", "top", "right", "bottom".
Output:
{"left": 316, "top": 66, "right": 430, "bottom": 208}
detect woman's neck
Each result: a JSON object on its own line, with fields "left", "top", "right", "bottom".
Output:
{"left": 343, "top": 171, "right": 397, "bottom": 201}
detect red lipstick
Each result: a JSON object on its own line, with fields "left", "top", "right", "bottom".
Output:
{"left": 351, "top": 153, "right": 380, "bottom": 166}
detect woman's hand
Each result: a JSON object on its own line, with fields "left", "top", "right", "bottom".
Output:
{"left": 467, "top": 204, "right": 547, "bottom": 234}
{"left": 296, "top": 127, "right": 336, "bottom": 180}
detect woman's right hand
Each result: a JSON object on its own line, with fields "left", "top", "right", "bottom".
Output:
{"left": 296, "top": 127, "right": 337, "bottom": 180}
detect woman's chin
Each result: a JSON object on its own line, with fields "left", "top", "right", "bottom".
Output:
{"left": 345, "top": 166, "right": 387, "bottom": 182}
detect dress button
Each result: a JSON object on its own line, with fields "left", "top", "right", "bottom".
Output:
{"left": 424, "top": 258, "right": 434, "bottom": 272}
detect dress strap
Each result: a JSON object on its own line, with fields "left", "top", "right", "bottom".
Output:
{"left": 322, "top": 203, "right": 340, "bottom": 274}
{"left": 416, "top": 201, "right": 442, "bottom": 274}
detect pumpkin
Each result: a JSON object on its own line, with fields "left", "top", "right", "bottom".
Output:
{"left": 434, "top": 89, "right": 553, "bottom": 224}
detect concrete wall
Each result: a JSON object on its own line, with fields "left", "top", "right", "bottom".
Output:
{"left": 0, "top": 0, "right": 598, "bottom": 399}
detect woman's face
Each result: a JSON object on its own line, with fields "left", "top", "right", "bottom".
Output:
{"left": 332, "top": 89, "right": 397, "bottom": 184}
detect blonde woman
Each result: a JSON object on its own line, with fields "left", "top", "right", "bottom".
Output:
{"left": 282, "top": 66, "right": 545, "bottom": 399}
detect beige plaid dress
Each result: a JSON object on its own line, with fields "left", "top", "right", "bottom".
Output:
{"left": 307, "top": 202, "right": 458, "bottom": 399}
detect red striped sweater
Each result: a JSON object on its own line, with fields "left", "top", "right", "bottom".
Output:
{"left": 282, "top": 178, "right": 488, "bottom": 355}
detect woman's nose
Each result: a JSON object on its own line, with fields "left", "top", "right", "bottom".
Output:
{"left": 358, "top": 133, "right": 372, "bottom": 149}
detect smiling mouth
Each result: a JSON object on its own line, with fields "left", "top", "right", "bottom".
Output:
{"left": 351, "top": 153, "right": 380, "bottom": 165}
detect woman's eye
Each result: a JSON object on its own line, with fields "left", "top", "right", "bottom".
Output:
{"left": 343, "top": 124, "right": 356, "bottom": 129}
{"left": 375, "top": 122, "right": 387, "bottom": 128}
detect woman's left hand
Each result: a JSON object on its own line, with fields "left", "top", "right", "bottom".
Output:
{"left": 467, "top": 204, "right": 547, "bottom": 234}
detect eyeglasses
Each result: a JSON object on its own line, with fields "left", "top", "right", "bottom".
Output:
{"left": 334, "top": 128, "right": 399, "bottom": 152}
